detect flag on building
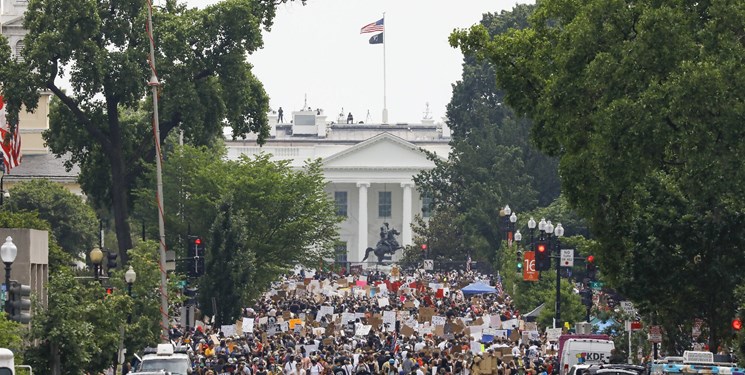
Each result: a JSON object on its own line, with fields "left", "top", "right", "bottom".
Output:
{"left": 0, "top": 96, "right": 21, "bottom": 173}
{"left": 369, "top": 32, "right": 384, "bottom": 44}
{"left": 360, "top": 18, "right": 384, "bottom": 33}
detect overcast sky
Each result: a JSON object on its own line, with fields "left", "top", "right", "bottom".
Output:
{"left": 181, "top": 0, "right": 533, "bottom": 124}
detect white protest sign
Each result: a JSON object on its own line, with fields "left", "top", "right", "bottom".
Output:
{"left": 221, "top": 324, "right": 236, "bottom": 337}
{"left": 342, "top": 312, "right": 357, "bottom": 325}
{"left": 377, "top": 297, "right": 389, "bottom": 308}
{"left": 242, "top": 318, "right": 254, "bottom": 333}
{"left": 495, "top": 330, "right": 508, "bottom": 338}
{"left": 470, "top": 341, "right": 483, "bottom": 354}
{"left": 431, "top": 316, "right": 447, "bottom": 326}
{"left": 280, "top": 322, "right": 289, "bottom": 332}
{"left": 546, "top": 328, "right": 562, "bottom": 342}
{"left": 355, "top": 325, "right": 372, "bottom": 336}
{"left": 316, "top": 306, "right": 334, "bottom": 321}
{"left": 258, "top": 317, "right": 268, "bottom": 326}
{"left": 383, "top": 311, "right": 397, "bottom": 332}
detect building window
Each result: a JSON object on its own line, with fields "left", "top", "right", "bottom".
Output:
{"left": 334, "top": 191, "right": 347, "bottom": 217}
{"left": 335, "top": 242, "right": 348, "bottom": 263}
{"left": 378, "top": 191, "right": 392, "bottom": 218}
{"left": 422, "top": 193, "right": 433, "bottom": 218}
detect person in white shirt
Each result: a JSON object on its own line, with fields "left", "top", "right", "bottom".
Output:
{"left": 285, "top": 357, "right": 299, "bottom": 375}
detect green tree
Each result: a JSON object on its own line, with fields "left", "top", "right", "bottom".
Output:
{"left": 25, "top": 240, "right": 167, "bottom": 375}
{"left": 201, "top": 155, "right": 339, "bottom": 325}
{"left": 135, "top": 146, "right": 340, "bottom": 325}
{"left": 0, "top": 0, "right": 302, "bottom": 262}
{"left": 451, "top": 0, "right": 745, "bottom": 352}
{"left": 414, "top": 4, "right": 560, "bottom": 266}
{"left": 7, "top": 179, "right": 98, "bottom": 256}
{"left": 0, "top": 315, "right": 24, "bottom": 358}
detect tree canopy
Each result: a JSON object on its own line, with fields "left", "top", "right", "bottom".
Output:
{"left": 414, "top": 4, "right": 560, "bottom": 266}
{"left": 451, "top": 0, "right": 745, "bottom": 351}
{"left": 134, "top": 145, "right": 341, "bottom": 325}
{"left": 0, "top": 0, "right": 301, "bottom": 261}
{"left": 7, "top": 179, "right": 98, "bottom": 257}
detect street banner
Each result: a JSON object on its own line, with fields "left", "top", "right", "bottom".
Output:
{"left": 523, "top": 251, "right": 539, "bottom": 281}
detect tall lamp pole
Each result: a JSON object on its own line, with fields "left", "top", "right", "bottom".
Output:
{"left": 553, "top": 223, "right": 565, "bottom": 327}
{"left": 125, "top": 266, "right": 136, "bottom": 324}
{"left": 1, "top": 236, "right": 18, "bottom": 316}
{"left": 528, "top": 217, "right": 536, "bottom": 252}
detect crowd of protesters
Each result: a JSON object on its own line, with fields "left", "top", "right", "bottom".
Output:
{"left": 148, "top": 268, "right": 561, "bottom": 375}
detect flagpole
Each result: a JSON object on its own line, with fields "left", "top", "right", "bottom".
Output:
{"left": 382, "top": 12, "right": 388, "bottom": 124}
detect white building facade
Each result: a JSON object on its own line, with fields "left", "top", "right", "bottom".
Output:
{"left": 225, "top": 109, "right": 452, "bottom": 264}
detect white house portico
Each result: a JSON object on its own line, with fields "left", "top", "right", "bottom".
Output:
{"left": 225, "top": 107, "right": 451, "bottom": 265}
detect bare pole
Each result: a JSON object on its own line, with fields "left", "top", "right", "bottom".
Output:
{"left": 146, "top": 0, "right": 169, "bottom": 342}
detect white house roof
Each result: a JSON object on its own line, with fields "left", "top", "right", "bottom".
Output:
{"left": 322, "top": 132, "right": 442, "bottom": 171}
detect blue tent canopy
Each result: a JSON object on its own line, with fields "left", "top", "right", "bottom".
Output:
{"left": 461, "top": 281, "right": 497, "bottom": 295}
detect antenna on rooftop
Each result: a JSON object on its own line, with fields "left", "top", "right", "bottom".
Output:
{"left": 366, "top": 110, "right": 372, "bottom": 124}
{"left": 303, "top": 93, "right": 307, "bottom": 110}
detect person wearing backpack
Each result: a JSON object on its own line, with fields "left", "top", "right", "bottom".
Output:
{"left": 355, "top": 357, "right": 371, "bottom": 375}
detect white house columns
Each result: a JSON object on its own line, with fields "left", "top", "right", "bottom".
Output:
{"left": 401, "top": 182, "right": 414, "bottom": 247}
{"left": 356, "top": 182, "right": 370, "bottom": 262}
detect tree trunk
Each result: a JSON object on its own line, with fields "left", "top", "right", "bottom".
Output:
{"left": 109, "top": 140, "right": 133, "bottom": 264}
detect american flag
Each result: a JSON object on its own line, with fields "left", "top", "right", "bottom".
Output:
{"left": 466, "top": 255, "right": 472, "bottom": 272}
{"left": 0, "top": 96, "right": 21, "bottom": 172}
{"left": 495, "top": 272, "right": 504, "bottom": 297}
{"left": 360, "top": 18, "right": 384, "bottom": 34}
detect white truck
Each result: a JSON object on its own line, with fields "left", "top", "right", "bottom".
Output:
{"left": 130, "top": 343, "right": 192, "bottom": 375}
{"left": 560, "top": 337, "right": 615, "bottom": 375}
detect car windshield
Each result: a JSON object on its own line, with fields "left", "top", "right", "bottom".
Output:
{"left": 140, "top": 358, "right": 189, "bottom": 375}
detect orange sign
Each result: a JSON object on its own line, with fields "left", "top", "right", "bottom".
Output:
{"left": 523, "top": 251, "right": 539, "bottom": 281}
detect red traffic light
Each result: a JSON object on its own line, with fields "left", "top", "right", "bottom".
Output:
{"left": 421, "top": 244, "right": 428, "bottom": 250}
{"left": 106, "top": 287, "right": 114, "bottom": 295}
{"left": 195, "top": 238, "right": 202, "bottom": 245}
{"left": 537, "top": 244, "right": 546, "bottom": 253}
{"left": 587, "top": 255, "right": 595, "bottom": 263}
{"left": 733, "top": 318, "right": 742, "bottom": 331}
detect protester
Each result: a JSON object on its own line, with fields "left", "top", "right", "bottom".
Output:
{"left": 165, "top": 267, "right": 562, "bottom": 375}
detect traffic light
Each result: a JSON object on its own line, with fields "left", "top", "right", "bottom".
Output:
{"left": 586, "top": 255, "right": 597, "bottom": 280}
{"left": 106, "top": 251, "right": 118, "bottom": 270}
{"left": 106, "top": 287, "right": 114, "bottom": 295}
{"left": 187, "top": 236, "right": 206, "bottom": 277}
{"left": 516, "top": 250, "right": 523, "bottom": 272}
{"left": 733, "top": 318, "right": 742, "bottom": 331}
{"left": 184, "top": 287, "right": 198, "bottom": 306}
{"left": 421, "top": 243, "right": 428, "bottom": 258}
{"left": 9, "top": 281, "right": 31, "bottom": 323}
{"left": 535, "top": 241, "right": 550, "bottom": 271}
{"left": 580, "top": 289, "right": 593, "bottom": 307}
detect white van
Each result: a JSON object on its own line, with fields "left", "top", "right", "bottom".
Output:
{"left": 560, "top": 338, "right": 615, "bottom": 375}
{"left": 0, "top": 348, "right": 15, "bottom": 375}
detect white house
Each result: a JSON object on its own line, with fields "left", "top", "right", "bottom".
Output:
{"left": 225, "top": 108, "right": 452, "bottom": 264}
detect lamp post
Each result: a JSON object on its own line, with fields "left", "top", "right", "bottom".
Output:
{"left": 90, "top": 247, "right": 104, "bottom": 282}
{"left": 1, "top": 236, "right": 18, "bottom": 316}
{"left": 528, "top": 217, "right": 536, "bottom": 252}
{"left": 125, "top": 265, "right": 136, "bottom": 324}
{"left": 509, "top": 212, "right": 517, "bottom": 245}
{"left": 553, "top": 223, "right": 565, "bottom": 328}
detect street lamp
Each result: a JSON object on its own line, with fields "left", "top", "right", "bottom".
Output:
{"left": 1, "top": 236, "right": 18, "bottom": 316}
{"left": 554, "top": 223, "right": 565, "bottom": 326}
{"left": 125, "top": 265, "right": 136, "bottom": 324}
{"left": 90, "top": 247, "right": 104, "bottom": 282}
{"left": 528, "top": 217, "right": 536, "bottom": 252}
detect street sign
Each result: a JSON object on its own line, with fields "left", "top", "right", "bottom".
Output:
{"left": 590, "top": 281, "right": 604, "bottom": 290}
{"left": 423, "top": 260, "right": 434, "bottom": 271}
{"left": 630, "top": 321, "right": 642, "bottom": 331}
{"left": 649, "top": 325, "right": 662, "bottom": 343}
{"left": 561, "top": 249, "right": 574, "bottom": 267}
{"left": 621, "top": 301, "right": 635, "bottom": 315}
{"left": 523, "top": 251, "right": 539, "bottom": 281}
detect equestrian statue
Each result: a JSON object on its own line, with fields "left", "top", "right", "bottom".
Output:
{"left": 362, "top": 222, "right": 403, "bottom": 264}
